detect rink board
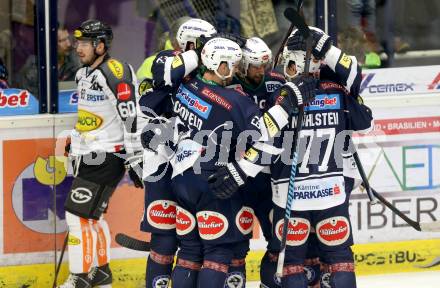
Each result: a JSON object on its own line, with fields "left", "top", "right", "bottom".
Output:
{"left": 1, "top": 239, "right": 440, "bottom": 287}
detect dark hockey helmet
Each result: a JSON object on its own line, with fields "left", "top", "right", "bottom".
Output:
{"left": 74, "top": 19, "right": 113, "bottom": 49}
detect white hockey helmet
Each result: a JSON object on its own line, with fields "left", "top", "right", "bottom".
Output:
{"left": 283, "top": 27, "right": 324, "bottom": 79}
{"left": 176, "top": 18, "right": 217, "bottom": 51}
{"left": 201, "top": 37, "right": 242, "bottom": 80}
{"left": 241, "top": 37, "right": 272, "bottom": 76}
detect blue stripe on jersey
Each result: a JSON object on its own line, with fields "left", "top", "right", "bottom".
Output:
{"left": 305, "top": 93, "right": 341, "bottom": 111}
{"left": 176, "top": 85, "right": 212, "bottom": 119}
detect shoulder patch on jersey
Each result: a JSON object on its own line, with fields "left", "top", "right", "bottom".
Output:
{"left": 75, "top": 109, "right": 103, "bottom": 132}
{"left": 107, "top": 59, "right": 124, "bottom": 79}
{"left": 172, "top": 55, "right": 183, "bottom": 68}
{"left": 116, "top": 82, "right": 132, "bottom": 100}
{"left": 338, "top": 53, "right": 352, "bottom": 69}
{"left": 269, "top": 71, "right": 286, "bottom": 81}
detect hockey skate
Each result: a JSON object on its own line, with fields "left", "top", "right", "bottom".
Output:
{"left": 58, "top": 273, "right": 91, "bottom": 288}
{"left": 88, "top": 264, "right": 112, "bottom": 287}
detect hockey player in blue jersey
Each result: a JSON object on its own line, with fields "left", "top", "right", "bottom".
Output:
{"left": 165, "top": 37, "right": 317, "bottom": 288}
{"left": 268, "top": 27, "right": 373, "bottom": 288}
{"left": 229, "top": 36, "right": 286, "bottom": 288}
{"left": 139, "top": 18, "right": 217, "bottom": 288}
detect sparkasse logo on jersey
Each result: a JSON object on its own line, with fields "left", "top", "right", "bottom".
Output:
{"left": 360, "top": 73, "right": 414, "bottom": 94}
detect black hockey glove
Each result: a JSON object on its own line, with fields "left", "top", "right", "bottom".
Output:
{"left": 207, "top": 162, "right": 247, "bottom": 200}
{"left": 125, "top": 152, "right": 144, "bottom": 189}
{"left": 214, "top": 32, "right": 247, "bottom": 48}
{"left": 278, "top": 75, "right": 317, "bottom": 114}
{"left": 286, "top": 29, "right": 332, "bottom": 60}
{"left": 195, "top": 35, "right": 210, "bottom": 58}
{"left": 141, "top": 117, "right": 173, "bottom": 153}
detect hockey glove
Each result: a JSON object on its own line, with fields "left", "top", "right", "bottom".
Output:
{"left": 195, "top": 35, "right": 210, "bottom": 58}
{"left": 278, "top": 75, "right": 317, "bottom": 114}
{"left": 141, "top": 117, "right": 173, "bottom": 153}
{"left": 214, "top": 32, "right": 247, "bottom": 48}
{"left": 286, "top": 29, "right": 332, "bottom": 60}
{"left": 125, "top": 151, "right": 144, "bottom": 189}
{"left": 208, "top": 162, "right": 247, "bottom": 200}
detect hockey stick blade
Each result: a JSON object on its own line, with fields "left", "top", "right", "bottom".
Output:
{"left": 115, "top": 233, "right": 151, "bottom": 251}
{"left": 419, "top": 221, "right": 440, "bottom": 232}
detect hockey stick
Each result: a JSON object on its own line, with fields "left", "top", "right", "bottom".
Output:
{"left": 115, "top": 233, "right": 151, "bottom": 251}
{"left": 273, "top": 0, "right": 304, "bottom": 68}
{"left": 52, "top": 232, "right": 69, "bottom": 288}
{"left": 275, "top": 6, "right": 312, "bottom": 279}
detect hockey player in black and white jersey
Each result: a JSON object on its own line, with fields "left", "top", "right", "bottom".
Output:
{"left": 138, "top": 18, "right": 217, "bottom": 288}
{"left": 267, "top": 27, "right": 373, "bottom": 288}
{"left": 163, "top": 36, "right": 316, "bottom": 288}
{"left": 59, "top": 20, "right": 145, "bottom": 288}
{"left": 229, "top": 36, "right": 286, "bottom": 288}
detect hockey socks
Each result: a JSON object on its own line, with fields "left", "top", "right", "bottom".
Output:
{"left": 225, "top": 258, "right": 246, "bottom": 288}
{"left": 304, "top": 258, "right": 321, "bottom": 287}
{"left": 197, "top": 260, "right": 229, "bottom": 288}
{"left": 321, "top": 262, "right": 357, "bottom": 288}
{"left": 260, "top": 252, "right": 280, "bottom": 288}
{"left": 171, "top": 258, "right": 201, "bottom": 288}
{"left": 281, "top": 264, "right": 308, "bottom": 288}
{"left": 146, "top": 234, "right": 177, "bottom": 288}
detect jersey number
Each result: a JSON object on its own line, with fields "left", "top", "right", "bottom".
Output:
{"left": 298, "top": 128, "right": 336, "bottom": 173}
{"left": 117, "top": 101, "right": 136, "bottom": 118}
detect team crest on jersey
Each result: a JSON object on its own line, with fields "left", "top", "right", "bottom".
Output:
{"left": 275, "top": 217, "right": 310, "bottom": 246}
{"left": 176, "top": 206, "right": 196, "bottom": 235}
{"left": 197, "top": 211, "right": 229, "bottom": 240}
{"left": 316, "top": 216, "right": 350, "bottom": 246}
{"left": 146, "top": 200, "right": 177, "bottom": 230}
{"left": 107, "top": 59, "right": 124, "bottom": 79}
{"left": 235, "top": 206, "right": 254, "bottom": 235}
{"left": 75, "top": 110, "right": 103, "bottom": 132}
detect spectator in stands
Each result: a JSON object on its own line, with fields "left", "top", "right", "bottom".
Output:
{"left": 18, "top": 24, "right": 80, "bottom": 97}
{"left": 58, "top": 24, "right": 81, "bottom": 81}
{"left": 0, "top": 58, "right": 9, "bottom": 89}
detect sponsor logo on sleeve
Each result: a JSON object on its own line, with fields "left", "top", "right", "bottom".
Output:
{"left": 265, "top": 81, "right": 282, "bottom": 93}
{"left": 75, "top": 110, "right": 103, "bottom": 132}
{"left": 147, "top": 200, "right": 177, "bottom": 230}
{"left": 107, "top": 59, "right": 124, "bottom": 79}
{"left": 338, "top": 53, "right": 352, "bottom": 69}
{"left": 176, "top": 206, "right": 196, "bottom": 235}
{"left": 275, "top": 217, "right": 310, "bottom": 246}
{"left": 197, "top": 211, "right": 229, "bottom": 240}
{"left": 117, "top": 82, "right": 132, "bottom": 101}
{"left": 171, "top": 56, "right": 183, "bottom": 68}
{"left": 201, "top": 87, "right": 232, "bottom": 111}
{"left": 316, "top": 216, "right": 350, "bottom": 246}
{"left": 235, "top": 206, "right": 254, "bottom": 235}
{"left": 244, "top": 147, "right": 258, "bottom": 162}
{"left": 263, "top": 113, "right": 279, "bottom": 137}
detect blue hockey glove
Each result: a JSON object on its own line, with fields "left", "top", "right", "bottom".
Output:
{"left": 278, "top": 75, "right": 317, "bottom": 114}
{"left": 286, "top": 29, "right": 332, "bottom": 60}
{"left": 208, "top": 162, "right": 247, "bottom": 199}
